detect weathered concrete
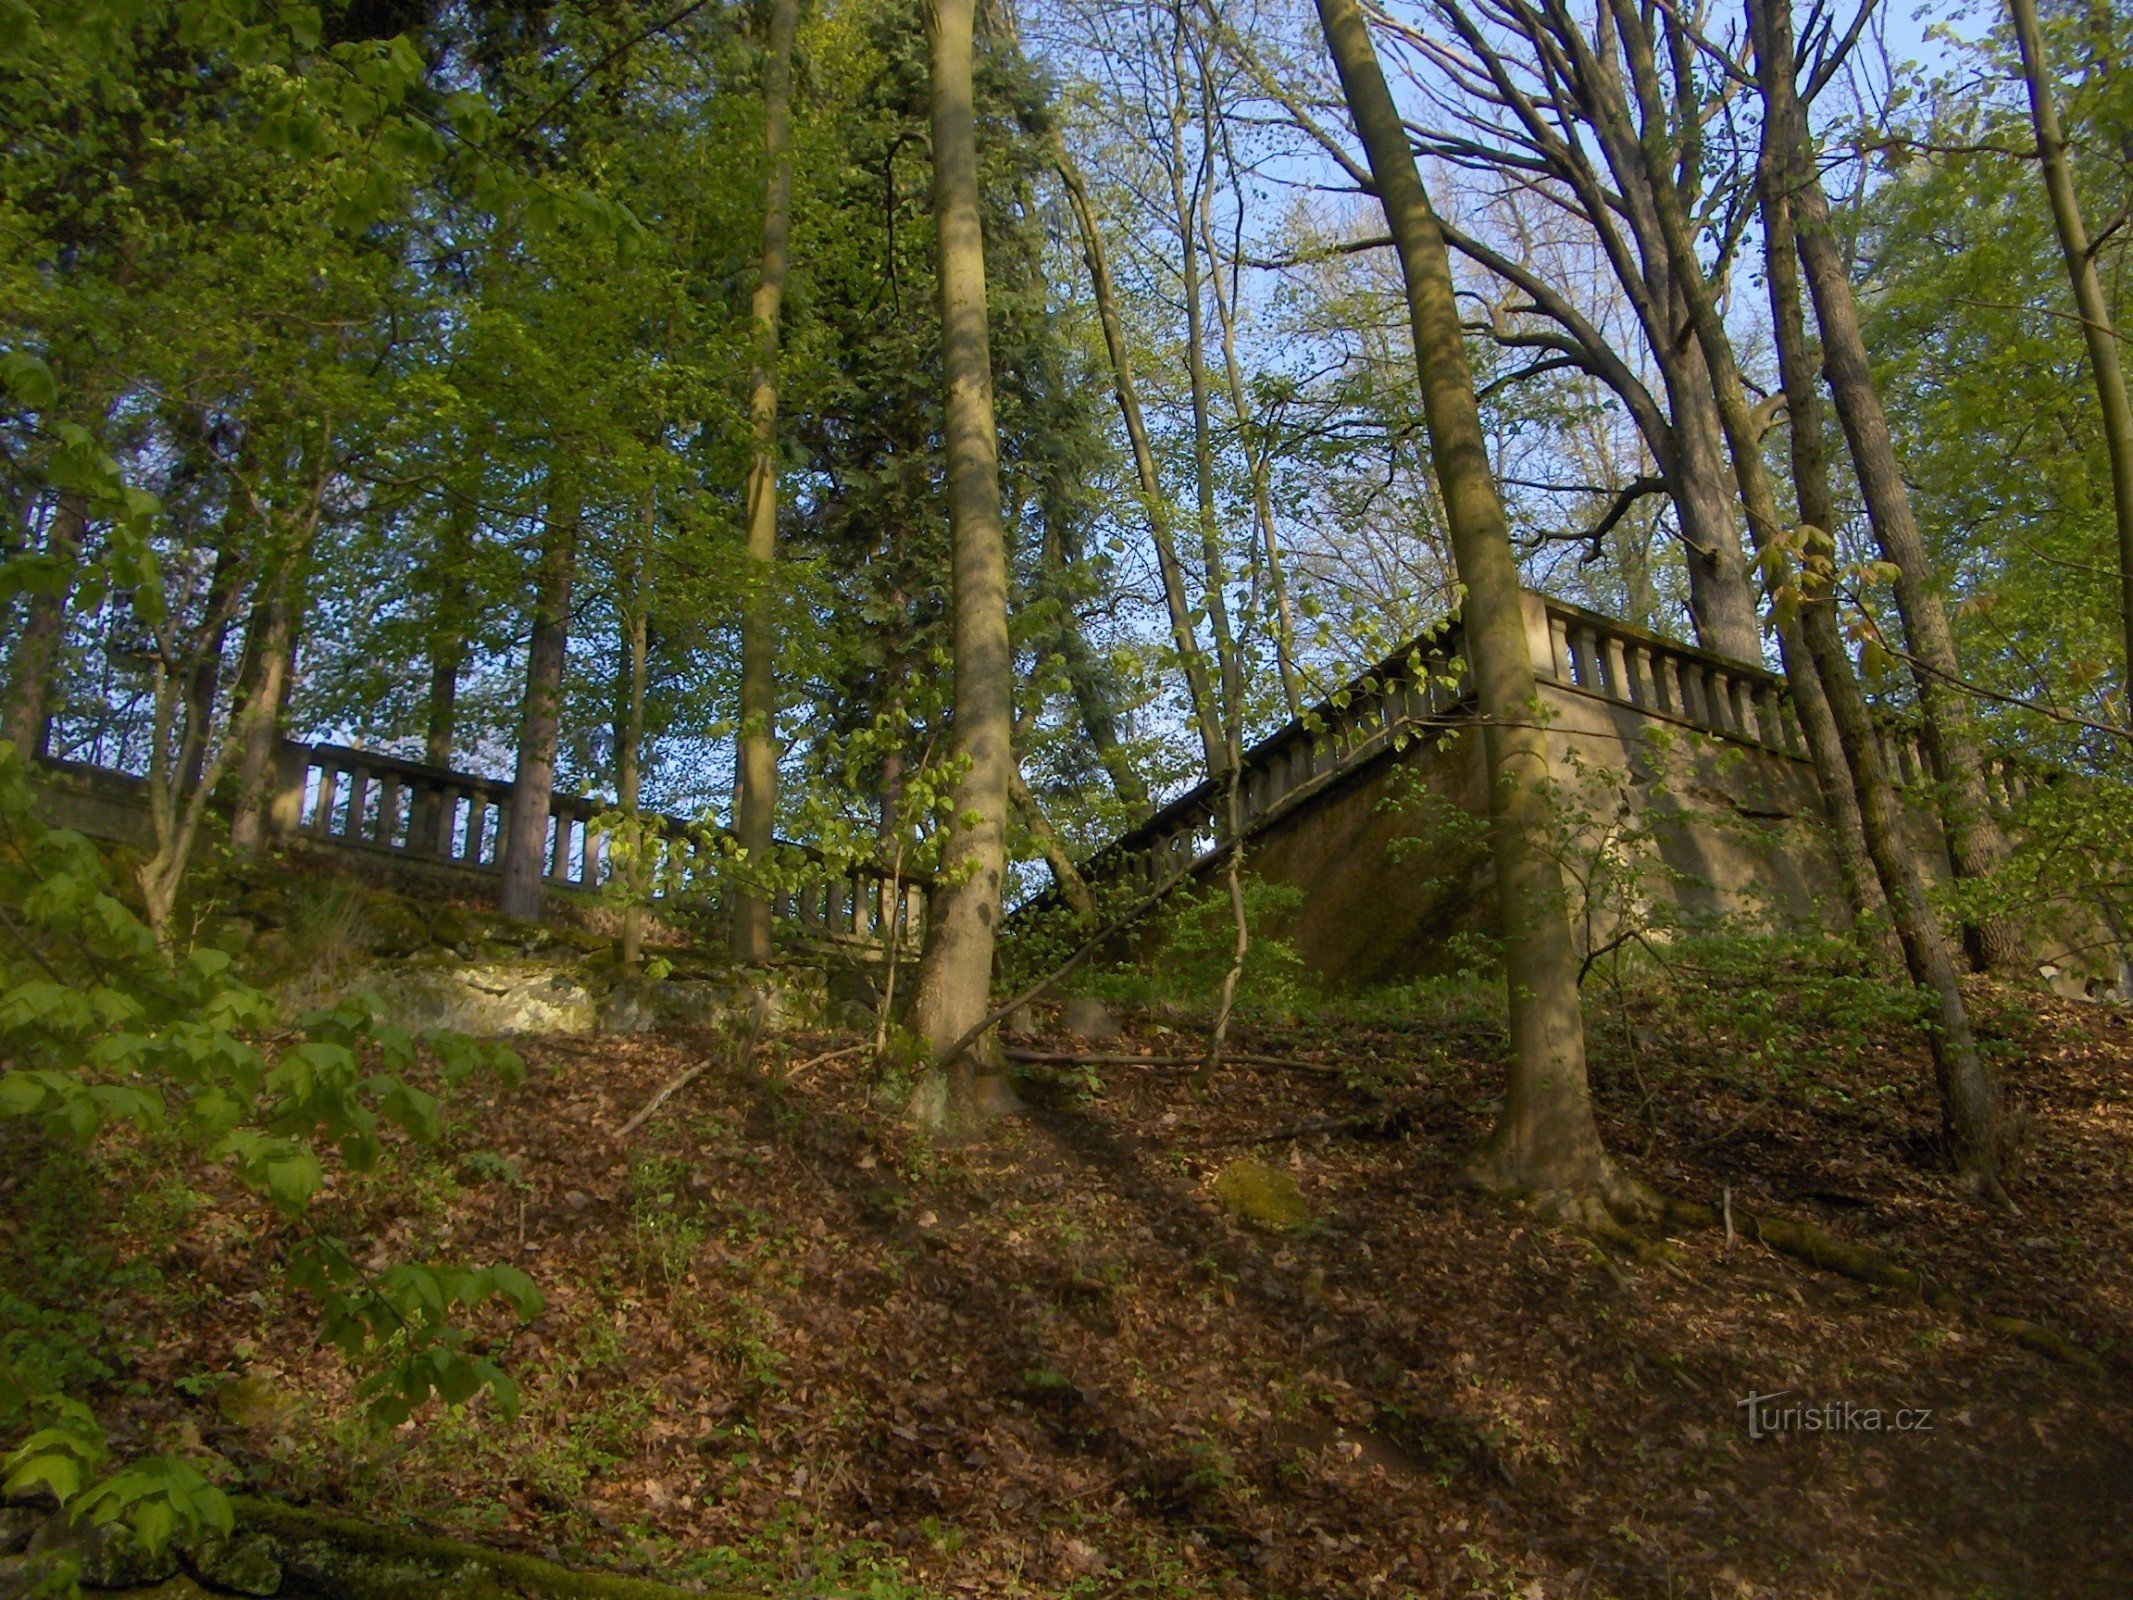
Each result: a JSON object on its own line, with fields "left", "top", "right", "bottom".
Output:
{"left": 1074, "top": 592, "right": 2116, "bottom": 992}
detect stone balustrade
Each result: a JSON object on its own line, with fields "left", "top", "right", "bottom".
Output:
{"left": 268, "top": 741, "right": 921, "bottom": 947}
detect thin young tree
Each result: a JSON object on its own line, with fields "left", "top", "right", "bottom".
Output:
{"left": 905, "top": 0, "right": 1017, "bottom": 1132}
{"left": 2008, "top": 0, "right": 2133, "bottom": 722}
{"left": 1314, "top": 0, "right": 1638, "bottom": 1214}
{"left": 731, "top": 0, "right": 801, "bottom": 965}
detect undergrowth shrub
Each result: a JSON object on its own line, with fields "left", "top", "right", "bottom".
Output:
{"left": 0, "top": 741, "right": 539, "bottom": 1585}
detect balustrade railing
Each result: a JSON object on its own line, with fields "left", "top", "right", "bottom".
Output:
{"left": 1082, "top": 593, "right": 1846, "bottom": 895}
{"left": 266, "top": 741, "right": 921, "bottom": 947}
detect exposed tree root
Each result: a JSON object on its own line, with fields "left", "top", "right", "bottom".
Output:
{"left": 1651, "top": 1197, "right": 2099, "bottom": 1370}
{"left": 231, "top": 1497, "right": 750, "bottom": 1599}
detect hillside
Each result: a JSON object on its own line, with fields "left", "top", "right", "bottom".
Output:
{"left": 6, "top": 958, "right": 2128, "bottom": 1600}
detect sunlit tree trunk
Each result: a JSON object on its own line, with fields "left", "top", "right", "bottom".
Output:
{"left": 497, "top": 476, "right": 580, "bottom": 923}
{"left": 1316, "top": 0, "right": 1630, "bottom": 1212}
{"left": 227, "top": 561, "right": 305, "bottom": 860}
{"left": 1783, "top": 116, "right": 2023, "bottom": 973}
{"left": 1754, "top": 138, "right": 1883, "bottom": 925}
{"left": 2008, "top": 0, "right": 2133, "bottom": 725}
{"left": 1, "top": 493, "right": 84, "bottom": 757}
{"left": 732, "top": 0, "right": 800, "bottom": 965}
{"left": 1674, "top": 0, "right": 2009, "bottom": 1194}
{"left": 906, "top": 0, "right": 1016, "bottom": 1132}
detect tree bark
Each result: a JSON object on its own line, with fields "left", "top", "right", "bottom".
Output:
{"left": 1752, "top": 146, "right": 1884, "bottom": 923}
{"left": 2008, "top": 0, "right": 2133, "bottom": 723}
{"left": 1316, "top": 0, "right": 1629, "bottom": 1212}
{"left": 226, "top": 558, "right": 306, "bottom": 860}
{"left": 906, "top": 0, "right": 1017, "bottom": 1133}
{"left": 497, "top": 479, "right": 580, "bottom": 923}
{"left": 1673, "top": 0, "right": 2009, "bottom": 1191}
{"left": 2, "top": 493, "right": 84, "bottom": 757}
{"left": 616, "top": 494, "right": 651, "bottom": 969}
{"left": 1010, "top": 768, "right": 1094, "bottom": 918}
{"left": 1785, "top": 133, "right": 2023, "bottom": 973}
{"left": 179, "top": 536, "right": 243, "bottom": 796}
{"left": 732, "top": 0, "right": 799, "bottom": 966}
{"left": 1055, "top": 146, "right": 1227, "bottom": 774}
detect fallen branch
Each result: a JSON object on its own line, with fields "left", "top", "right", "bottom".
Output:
{"left": 614, "top": 999, "right": 767, "bottom": 1140}
{"left": 1659, "top": 1195, "right": 2100, "bottom": 1370}
{"left": 1003, "top": 1048, "right": 1358, "bottom": 1076}
{"left": 233, "top": 1496, "right": 748, "bottom": 1600}
{"left": 1186, "top": 1107, "right": 1418, "bottom": 1147}
{"left": 784, "top": 1042, "right": 869, "bottom": 1080}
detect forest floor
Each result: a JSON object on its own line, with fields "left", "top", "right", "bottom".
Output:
{"left": 6, "top": 958, "right": 2131, "bottom": 1600}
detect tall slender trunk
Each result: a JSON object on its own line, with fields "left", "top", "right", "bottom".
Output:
{"left": 498, "top": 478, "right": 581, "bottom": 923}
{"left": 1785, "top": 134, "right": 2023, "bottom": 972}
{"left": 732, "top": 0, "right": 800, "bottom": 965}
{"left": 616, "top": 493, "right": 651, "bottom": 969}
{"left": 2008, "top": 0, "right": 2133, "bottom": 720}
{"left": 1667, "top": 0, "right": 2008, "bottom": 1191}
{"left": 2, "top": 493, "right": 85, "bottom": 757}
{"left": 1055, "top": 146, "right": 1226, "bottom": 773}
{"left": 906, "top": 0, "right": 1016, "bottom": 1131}
{"left": 1199, "top": 105, "right": 1304, "bottom": 719}
{"left": 1167, "top": 4, "right": 1242, "bottom": 745}
{"left": 1755, "top": 154, "right": 1884, "bottom": 924}
{"left": 1316, "top": 0, "right": 1628, "bottom": 1211}
{"left": 423, "top": 489, "right": 477, "bottom": 770}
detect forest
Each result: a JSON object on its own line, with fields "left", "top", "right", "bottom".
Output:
{"left": 0, "top": 0, "right": 2129, "bottom": 1595}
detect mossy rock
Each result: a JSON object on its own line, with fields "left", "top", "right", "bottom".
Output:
{"left": 361, "top": 895, "right": 437, "bottom": 958}
{"left": 216, "top": 1372, "right": 292, "bottom": 1429}
{"left": 1213, "top": 1159, "right": 1312, "bottom": 1232}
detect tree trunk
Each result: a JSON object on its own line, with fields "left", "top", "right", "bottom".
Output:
{"left": 905, "top": 0, "right": 1017, "bottom": 1133}
{"left": 1316, "top": 0, "right": 1629, "bottom": 1213}
{"left": 226, "top": 560, "right": 305, "bottom": 860}
{"left": 1055, "top": 146, "right": 1227, "bottom": 774}
{"left": 616, "top": 505, "right": 650, "bottom": 970}
{"left": 1785, "top": 133, "right": 2023, "bottom": 971}
{"left": 497, "top": 480, "right": 581, "bottom": 923}
{"left": 1753, "top": 156, "right": 1884, "bottom": 924}
{"left": 732, "top": 0, "right": 799, "bottom": 966}
{"left": 2008, "top": 0, "right": 2133, "bottom": 723}
{"left": 179, "top": 537, "right": 243, "bottom": 796}
{"left": 2, "top": 493, "right": 84, "bottom": 757}
{"left": 1167, "top": 4, "right": 1243, "bottom": 748}
{"left": 1669, "top": 0, "right": 2009, "bottom": 1192}
{"left": 1010, "top": 769, "right": 1095, "bottom": 918}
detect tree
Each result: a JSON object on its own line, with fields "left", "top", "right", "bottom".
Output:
{"left": 904, "top": 0, "right": 1017, "bottom": 1132}
{"left": 732, "top": 0, "right": 802, "bottom": 966}
{"left": 2008, "top": 0, "right": 2133, "bottom": 720}
{"left": 1314, "top": 0, "right": 1635, "bottom": 1215}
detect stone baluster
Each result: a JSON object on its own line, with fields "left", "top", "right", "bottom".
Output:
{"left": 825, "top": 873, "right": 848, "bottom": 937}
{"left": 1727, "top": 675, "right": 1758, "bottom": 742}
{"left": 547, "top": 808, "right": 572, "bottom": 882}
{"left": 343, "top": 762, "right": 371, "bottom": 840}
{"left": 1627, "top": 643, "right": 1658, "bottom": 709}
{"left": 1567, "top": 624, "right": 1601, "bottom": 690}
{"left": 1653, "top": 651, "right": 1684, "bottom": 718}
{"left": 308, "top": 762, "right": 339, "bottom": 834}
{"left": 375, "top": 771, "right": 402, "bottom": 847}
{"left": 1752, "top": 682, "right": 1784, "bottom": 750}
{"left": 1547, "top": 612, "right": 1573, "bottom": 682}
{"left": 1601, "top": 631, "right": 1632, "bottom": 703}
